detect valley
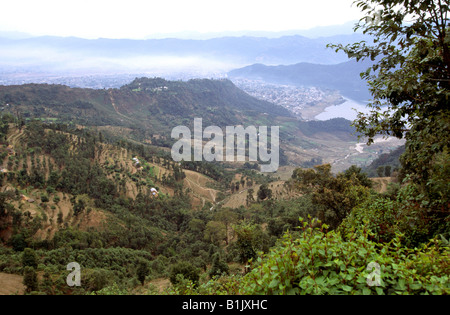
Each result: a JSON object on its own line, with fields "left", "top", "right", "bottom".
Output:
{"left": 0, "top": 74, "right": 443, "bottom": 297}
{"left": 0, "top": 77, "right": 404, "bottom": 174}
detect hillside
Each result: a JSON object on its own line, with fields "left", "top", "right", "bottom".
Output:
{"left": 228, "top": 59, "right": 374, "bottom": 102}
{"left": 0, "top": 78, "right": 405, "bottom": 173}
{"left": 0, "top": 78, "right": 292, "bottom": 138}
{"left": 0, "top": 108, "right": 445, "bottom": 296}
{"left": 362, "top": 145, "right": 405, "bottom": 177}
{"left": 0, "top": 123, "right": 187, "bottom": 242}
{"left": 0, "top": 118, "right": 300, "bottom": 294}
{"left": 0, "top": 119, "right": 299, "bottom": 245}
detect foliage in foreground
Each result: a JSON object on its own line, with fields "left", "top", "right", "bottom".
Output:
{"left": 164, "top": 218, "right": 449, "bottom": 295}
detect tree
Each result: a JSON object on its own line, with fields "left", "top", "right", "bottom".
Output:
{"left": 73, "top": 199, "right": 85, "bottom": 216}
{"left": 214, "top": 208, "right": 238, "bottom": 245}
{"left": 330, "top": 0, "right": 449, "bottom": 142}
{"left": 257, "top": 184, "right": 272, "bottom": 201}
{"left": 232, "top": 221, "right": 270, "bottom": 265}
{"left": 0, "top": 193, "right": 8, "bottom": 219}
{"left": 291, "top": 164, "right": 371, "bottom": 228}
{"left": 208, "top": 252, "right": 229, "bottom": 278}
{"left": 385, "top": 165, "right": 392, "bottom": 177}
{"left": 343, "top": 165, "right": 373, "bottom": 187}
{"left": 377, "top": 166, "right": 385, "bottom": 177}
{"left": 40, "top": 271, "right": 54, "bottom": 295}
{"left": 85, "top": 269, "right": 110, "bottom": 292}
{"left": 23, "top": 266, "right": 38, "bottom": 293}
{"left": 246, "top": 188, "right": 255, "bottom": 206}
{"left": 10, "top": 233, "right": 27, "bottom": 252}
{"left": 22, "top": 248, "right": 38, "bottom": 269}
{"left": 169, "top": 262, "right": 200, "bottom": 286}
{"left": 204, "top": 221, "right": 227, "bottom": 245}
{"left": 188, "top": 218, "right": 205, "bottom": 240}
{"left": 57, "top": 211, "right": 64, "bottom": 225}
{"left": 136, "top": 261, "right": 149, "bottom": 286}
{"left": 329, "top": 0, "right": 450, "bottom": 240}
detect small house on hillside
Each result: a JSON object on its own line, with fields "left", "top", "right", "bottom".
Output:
{"left": 132, "top": 157, "right": 141, "bottom": 167}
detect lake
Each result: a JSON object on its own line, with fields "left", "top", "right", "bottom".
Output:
{"left": 315, "top": 98, "right": 370, "bottom": 121}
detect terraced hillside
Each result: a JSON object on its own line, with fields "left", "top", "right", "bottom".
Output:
{"left": 0, "top": 122, "right": 223, "bottom": 245}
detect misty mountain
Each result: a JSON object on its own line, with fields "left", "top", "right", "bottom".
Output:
{"left": 228, "top": 59, "right": 374, "bottom": 102}
{"left": 0, "top": 33, "right": 370, "bottom": 77}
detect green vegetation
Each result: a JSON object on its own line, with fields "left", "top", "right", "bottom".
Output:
{"left": 297, "top": 118, "right": 358, "bottom": 138}
{"left": 0, "top": 0, "right": 448, "bottom": 296}
{"left": 0, "top": 78, "right": 292, "bottom": 145}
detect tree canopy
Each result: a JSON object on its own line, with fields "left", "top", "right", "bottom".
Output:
{"left": 329, "top": 0, "right": 449, "bottom": 240}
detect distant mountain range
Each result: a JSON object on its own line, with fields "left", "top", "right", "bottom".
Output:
{"left": 228, "top": 59, "right": 374, "bottom": 102}
{"left": 0, "top": 33, "right": 370, "bottom": 77}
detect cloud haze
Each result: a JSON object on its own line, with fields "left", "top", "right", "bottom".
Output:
{"left": 0, "top": 0, "right": 363, "bottom": 39}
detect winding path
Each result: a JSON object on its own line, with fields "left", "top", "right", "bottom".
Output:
{"left": 108, "top": 90, "right": 133, "bottom": 121}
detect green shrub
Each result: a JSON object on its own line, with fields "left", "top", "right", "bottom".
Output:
{"left": 41, "top": 194, "right": 49, "bottom": 203}
{"left": 238, "top": 218, "right": 449, "bottom": 295}
{"left": 169, "top": 261, "right": 200, "bottom": 286}
{"left": 208, "top": 252, "right": 229, "bottom": 279}
{"left": 339, "top": 196, "right": 398, "bottom": 244}
{"left": 340, "top": 185, "right": 449, "bottom": 248}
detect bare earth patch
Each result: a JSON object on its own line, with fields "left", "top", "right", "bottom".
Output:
{"left": 0, "top": 272, "right": 25, "bottom": 295}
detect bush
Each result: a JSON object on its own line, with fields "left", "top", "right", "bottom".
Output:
{"left": 339, "top": 196, "right": 398, "bottom": 244}
{"left": 23, "top": 266, "right": 39, "bottom": 293}
{"left": 169, "top": 262, "right": 200, "bottom": 286}
{"left": 238, "top": 218, "right": 449, "bottom": 295}
{"left": 83, "top": 268, "right": 112, "bottom": 292}
{"left": 208, "top": 253, "right": 229, "bottom": 279}
{"left": 41, "top": 194, "right": 49, "bottom": 203}
{"left": 340, "top": 185, "right": 450, "bottom": 248}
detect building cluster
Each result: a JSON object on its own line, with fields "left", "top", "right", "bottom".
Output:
{"left": 232, "top": 78, "right": 326, "bottom": 118}
{"left": 0, "top": 73, "right": 139, "bottom": 89}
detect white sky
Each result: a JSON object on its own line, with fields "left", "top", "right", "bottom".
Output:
{"left": 0, "top": 0, "right": 364, "bottom": 39}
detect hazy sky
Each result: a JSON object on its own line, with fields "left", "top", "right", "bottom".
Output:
{"left": 0, "top": 0, "right": 364, "bottom": 39}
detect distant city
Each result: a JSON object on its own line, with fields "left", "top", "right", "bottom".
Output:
{"left": 0, "top": 72, "right": 226, "bottom": 89}
{"left": 232, "top": 79, "right": 327, "bottom": 118}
